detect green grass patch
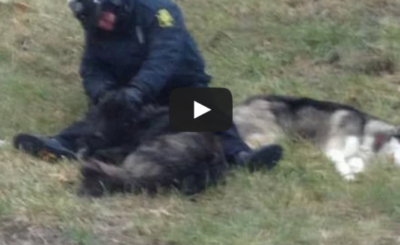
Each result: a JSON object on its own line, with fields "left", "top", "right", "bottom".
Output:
{"left": 1, "top": 0, "right": 400, "bottom": 244}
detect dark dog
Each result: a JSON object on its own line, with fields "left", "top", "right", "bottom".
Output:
{"left": 77, "top": 92, "right": 227, "bottom": 197}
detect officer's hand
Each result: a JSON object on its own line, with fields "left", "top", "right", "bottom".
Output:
{"left": 117, "top": 87, "right": 144, "bottom": 115}
{"left": 97, "top": 90, "right": 120, "bottom": 118}
{"left": 115, "top": 87, "right": 143, "bottom": 114}
{"left": 98, "top": 88, "right": 143, "bottom": 116}
{"left": 98, "top": 90, "right": 119, "bottom": 108}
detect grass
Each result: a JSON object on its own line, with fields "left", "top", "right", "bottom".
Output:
{"left": 1, "top": 0, "right": 400, "bottom": 244}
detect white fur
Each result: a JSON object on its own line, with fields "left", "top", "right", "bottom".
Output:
{"left": 323, "top": 134, "right": 400, "bottom": 180}
{"left": 389, "top": 138, "right": 400, "bottom": 167}
{"left": 347, "top": 157, "right": 365, "bottom": 174}
{"left": 233, "top": 100, "right": 282, "bottom": 149}
{"left": 379, "top": 137, "right": 400, "bottom": 166}
{"left": 343, "top": 136, "right": 361, "bottom": 157}
{"left": 324, "top": 136, "right": 365, "bottom": 180}
{"left": 325, "top": 149, "right": 355, "bottom": 180}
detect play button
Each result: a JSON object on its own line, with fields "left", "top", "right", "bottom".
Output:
{"left": 194, "top": 101, "right": 211, "bottom": 119}
{"left": 169, "top": 87, "right": 233, "bottom": 132}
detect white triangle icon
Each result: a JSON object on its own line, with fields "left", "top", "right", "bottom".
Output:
{"left": 194, "top": 101, "right": 211, "bottom": 119}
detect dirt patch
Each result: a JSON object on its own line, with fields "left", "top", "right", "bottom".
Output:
{"left": 0, "top": 218, "right": 71, "bottom": 245}
{"left": 282, "top": 56, "right": 341, "bottom": 85}
{"left": 283, "top": 0, "right": 360, "bottom": 21}
{"left": 356, "top": 57, "right": 395, "bottom": 75}
{"left": 0, "top": 217, "right": 158, "bottom": 245}
{"left": 335, "top": 51, "right": 396, "bottom": 76}
{"left": 364, "top": 0, "right": 400, "bottom": 17}
{"left": 290, "top": 57, "right": 340, "bottom": 77}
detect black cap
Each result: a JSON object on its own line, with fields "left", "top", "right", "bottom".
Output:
{"left": 68, "top": 0, "right": 101, "bottom": 31}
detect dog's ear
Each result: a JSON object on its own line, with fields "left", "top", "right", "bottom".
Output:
{"left": 79, "top": 158, "right": 128, "bottom": 197}
{"left": 81, "top": 158, "right": 128, "bottom": 180}
{"left": 80, "top": 158, "right": 106, "bottom": 178}
{"left": 96, "top": 160, "right": 128, "bottom": 180}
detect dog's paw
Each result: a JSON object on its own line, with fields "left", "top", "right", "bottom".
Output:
{"left": 342, "top": 173, "right": 356, "bottom": 181}
{"left": 347, "top": 157, "right": 365, "bottom": 174}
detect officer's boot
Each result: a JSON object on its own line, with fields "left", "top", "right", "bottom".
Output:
{"left": 235, "top": 144, "right": 283, "bottom": 172}
{"left": 13, "top": 134, "right": 77, "bottom": 163}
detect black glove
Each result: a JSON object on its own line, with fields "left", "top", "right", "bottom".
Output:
{"left": 98, "top": 87, "right": 144, "bottom": 119}
{"left": 120, "top": 87, "right": 144, "bottom": 114}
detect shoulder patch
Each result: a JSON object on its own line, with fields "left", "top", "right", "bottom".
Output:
{"left": 156, "top": 9, "right": 174, "bottom": 27}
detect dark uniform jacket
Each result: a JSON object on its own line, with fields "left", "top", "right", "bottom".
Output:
{"left": 80, "top": 0, "right": 211, "bottom": 105}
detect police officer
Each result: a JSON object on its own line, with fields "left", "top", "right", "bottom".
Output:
{"left": 13, "top": 0, "right": 283, "bottom": 170}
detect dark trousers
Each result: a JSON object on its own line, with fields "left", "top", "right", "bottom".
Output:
{"left": 215, "top": 123, "right": 251, "bottom": 161}
{"left": 56, "top": 85, "right": 252, "bottom": 162}
{"left": 55, "top": 111, "right": 251, "bottom": 162}
{"left": 55, "top": 107, "right": 99, "bottom": 152}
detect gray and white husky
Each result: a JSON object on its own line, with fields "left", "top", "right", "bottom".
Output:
{"left": 234, "top": 95, "right": 400, "bottom": 180}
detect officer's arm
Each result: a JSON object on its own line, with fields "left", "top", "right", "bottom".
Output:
{"left": 80, "top": 48, "right": 114, "bottom": 104}
{"left": 128, "top": 5, "right": 185, "bottom": 101}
